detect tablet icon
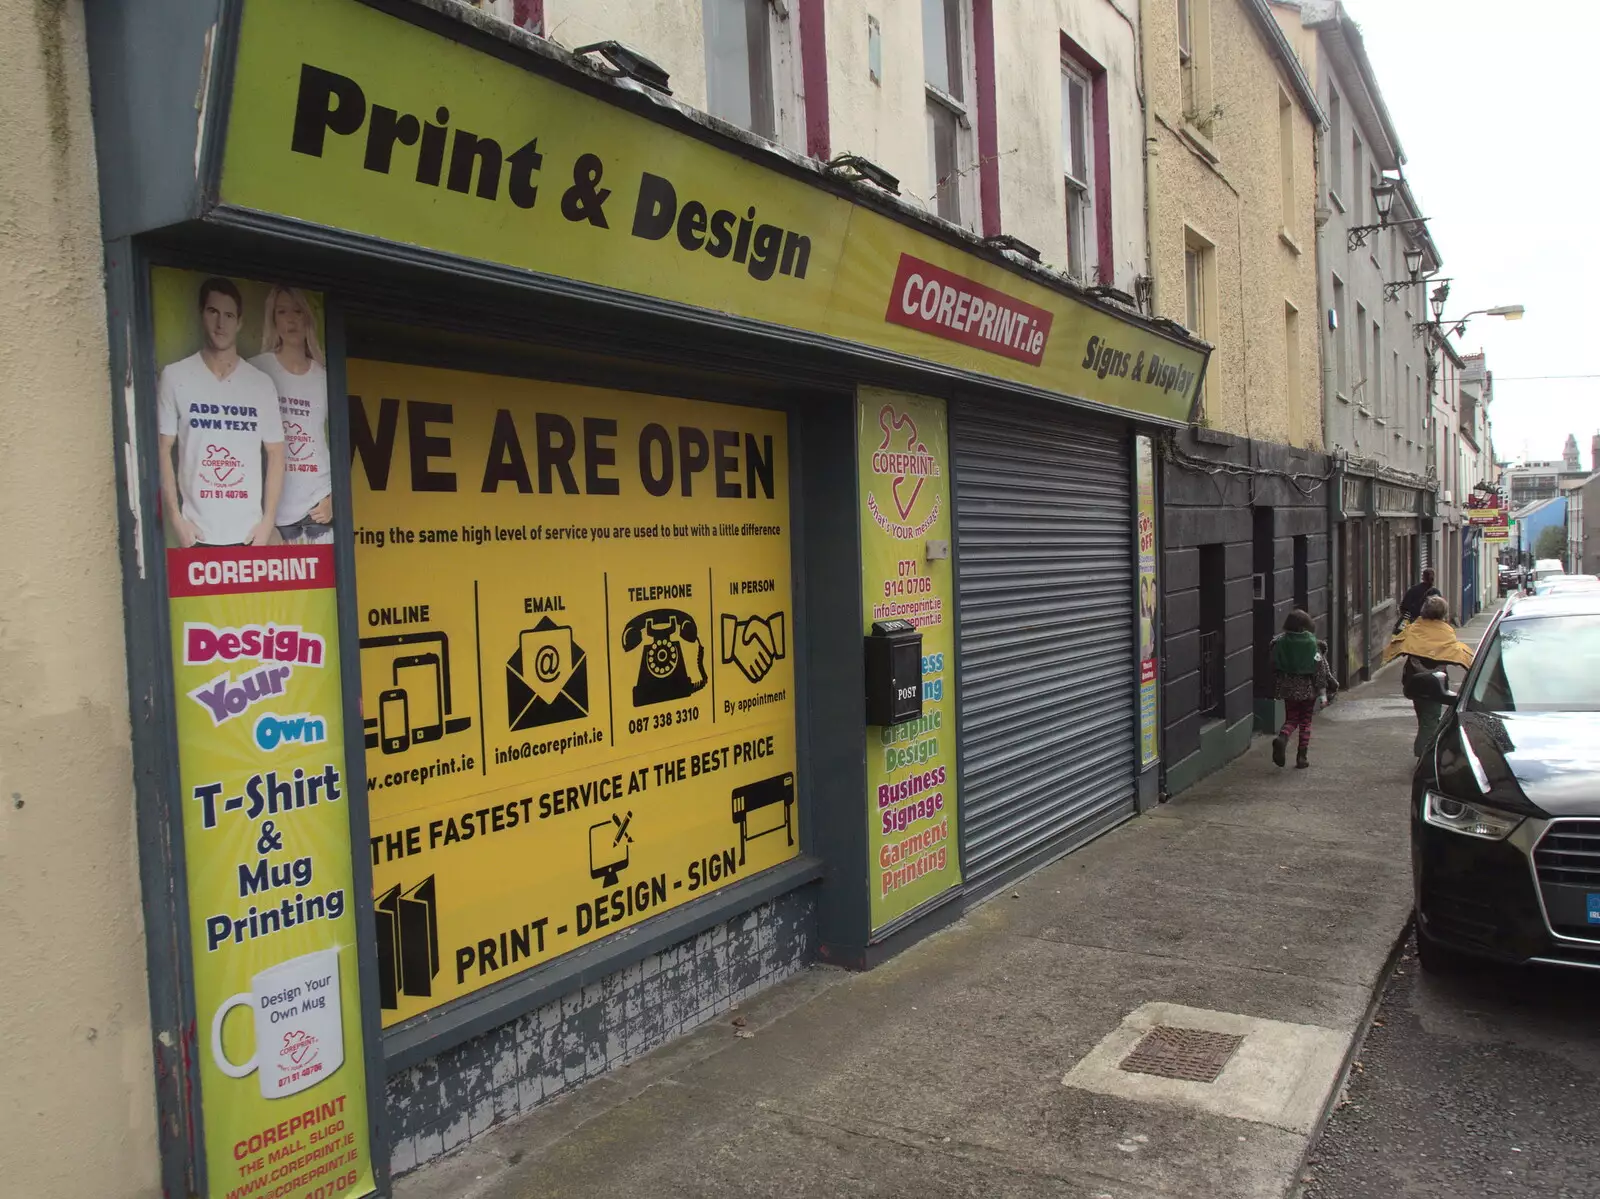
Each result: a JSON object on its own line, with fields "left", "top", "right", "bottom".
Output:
{"left": 358, "top": 630, "right": 473, "bottom": 754}
{"left": 507, "top": 618, "right": 589, "bottom": 729}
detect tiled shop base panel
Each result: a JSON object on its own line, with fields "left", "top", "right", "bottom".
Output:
{"left": 386, "top": 891, "right": 817, "bottom": 1175}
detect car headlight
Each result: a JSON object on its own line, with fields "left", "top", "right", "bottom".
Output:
{"left": 1422, "top": 791, "right": 1521, "bottom": 840}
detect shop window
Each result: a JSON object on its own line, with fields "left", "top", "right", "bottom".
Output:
{"left": 923, "top": 0, "right": 975, "bottom": 226}
{"left": 703, "top": 0, "right": 801, "bottom": 147}
{"left": 1294, "top": 535, "right": 1309, "bottom": 613}
{"left": 1198, "top": 543, "right": 1225, "bottom": 718}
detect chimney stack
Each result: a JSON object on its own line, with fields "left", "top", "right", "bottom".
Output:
{"left": 1593, "top": 430, "right": 1600, "bottom": 474}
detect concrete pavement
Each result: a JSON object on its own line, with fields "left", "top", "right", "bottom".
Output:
{"left": 398, "top": 613, "right": 1496, "bottom": 1199}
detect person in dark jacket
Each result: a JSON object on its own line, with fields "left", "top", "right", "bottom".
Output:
{"left": 1270, "top": 609, "right": 1337, "bottom": 769}
{"left": 1398, "top": 569, "right": 1442, "bottom": 624}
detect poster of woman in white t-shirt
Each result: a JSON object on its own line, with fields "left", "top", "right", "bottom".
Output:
{"left": 251, "top": 286, "right": 333, "bottom": 545}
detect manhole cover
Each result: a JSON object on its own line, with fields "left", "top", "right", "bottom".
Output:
{"left": 1118, "top": 1025, "right": 1244, "bottom": 1083}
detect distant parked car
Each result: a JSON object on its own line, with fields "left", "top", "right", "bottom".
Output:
{"left": 1408, "top": 593, "right": 1600, "bottom": 973}
{"left": 1535, "top": 574, "right": 1600, "bottom": 597}
{"left": 1498, "top": 568, "right": 1520, "bottom": 596}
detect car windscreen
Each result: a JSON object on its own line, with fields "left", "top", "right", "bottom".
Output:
{"left": 1467, "top": 615, "right": 1600, "bottom": 712}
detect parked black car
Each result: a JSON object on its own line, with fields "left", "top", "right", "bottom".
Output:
{"left": 1408, "top": 593, "right": 1600, "bottom": 972}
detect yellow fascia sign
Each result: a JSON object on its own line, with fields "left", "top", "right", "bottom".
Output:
{"left": 220, "top": 0, "right": 1206, "bottom": 423}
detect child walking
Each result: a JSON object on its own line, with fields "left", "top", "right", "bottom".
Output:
{"left": 1270, "top": 609, "right": 1337, "bottom": 769}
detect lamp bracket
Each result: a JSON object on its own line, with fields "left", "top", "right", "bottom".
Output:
{"left": 1347, "top": 215, "right": 1430, "bottom": 253}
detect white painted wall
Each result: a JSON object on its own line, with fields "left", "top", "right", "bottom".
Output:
{"left": 0, "top": 2, "right": 161, "bottom": 1196}
{"left": 991, "top": 0, "right": 1146, "bottom": 287}
{"left": 826, "top": 0, "right": 943, "bottom": 216}
{"left": 543, "top": 0, "right": 712, "bottom": 111}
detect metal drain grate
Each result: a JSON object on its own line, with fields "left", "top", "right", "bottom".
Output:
{"left": 1118, "top": 1025, "right": 1244, "bottom": 1083}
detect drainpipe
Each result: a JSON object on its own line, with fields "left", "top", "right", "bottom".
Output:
{"left": 1138, "top": 0, "right": 1160, "bottom": 316}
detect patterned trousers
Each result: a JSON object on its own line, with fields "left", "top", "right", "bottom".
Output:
{"left": 1279, "top": 698, "right": 1316, "bottom": 750}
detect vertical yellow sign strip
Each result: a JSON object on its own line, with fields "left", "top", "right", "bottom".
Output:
{"left": 859, "top": 389, "right": 962, "bottom": 933}
{"left": 1135, "top": 436, "right": 1159, "bottom": 767}
{"left": 170, "top": 556, "right": 374, "bottom": 1199}
{"left": 152, "top": 267, "right": 373, "bottom": 1198}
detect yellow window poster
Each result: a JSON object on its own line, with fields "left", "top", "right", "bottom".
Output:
{"left": 858, "top": 389, "right": 962, "bottom": 933}
{"left": 152, "top": 265, "right": 374, "bottom": 1198}
{"left": 349, "top": 362, "right": 799, "bottom": 1023}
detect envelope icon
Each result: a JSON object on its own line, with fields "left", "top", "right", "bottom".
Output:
{"left": 507, "top": 618, "right": 589, "bottom": 730}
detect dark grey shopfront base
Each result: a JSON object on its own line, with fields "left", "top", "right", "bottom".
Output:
{"left": 1163, "top": 714, "right": 1255, "bottom": 798}
{"left": 386, "top": 889, "right": 817, "bottom": 1175}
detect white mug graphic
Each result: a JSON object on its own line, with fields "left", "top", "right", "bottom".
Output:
{"left": 211, "top": 947, "right": 344, "bottom": 1099}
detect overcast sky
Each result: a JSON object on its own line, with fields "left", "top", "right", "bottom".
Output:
{"left": 1349, "top": 0, "right": 1597, "bottom": 468}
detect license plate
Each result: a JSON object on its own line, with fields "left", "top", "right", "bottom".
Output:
{"left": 1588, "top": 895, "right": 1600, "bottom": 925}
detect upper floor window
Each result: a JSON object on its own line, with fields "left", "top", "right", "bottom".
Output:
{"left": 923, "top": 0, "right": 974, "bottom": 226}
{"left": 1177, "top": 0, "right": 1212, "bottom": 133}
{"left": 704, "top": 0, "right": 799, "bottom": 146}
{"left": 1061, "top": 59, "right": 1095, "bottom": 281}
{"left": 1327, "top": 87, "right": 1343, "bottom": 198}
{"left": 1184, "top": 227, "right": 1215, "bottom": 411}
{"left": 1277, "top": 88, "right": 1295, "bottom": 230}
{"left": 1351, "top": 133, "right": 1364, "bottom": 223}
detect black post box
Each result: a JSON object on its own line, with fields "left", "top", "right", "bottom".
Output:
{"left": 864, "top": 619, "right": 923, "bottom": 726}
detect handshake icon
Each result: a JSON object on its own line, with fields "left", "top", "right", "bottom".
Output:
{"left": 721, "top": 612, "right": 787, "bottom": 684}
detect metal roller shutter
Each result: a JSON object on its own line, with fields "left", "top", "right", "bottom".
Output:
{"left": 953, "top": 400, "right": 1136, "bottom": 894}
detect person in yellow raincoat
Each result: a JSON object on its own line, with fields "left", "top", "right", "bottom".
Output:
{"left": 1382, "top": 595, "right": 1475, "bottom": 756}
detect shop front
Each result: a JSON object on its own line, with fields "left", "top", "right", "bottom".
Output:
{"left": 1333, "top": 470, "right": 1428, "bottom": 683}
{"left": 83, "top": 2, "right": 1205, "bottom": 1193}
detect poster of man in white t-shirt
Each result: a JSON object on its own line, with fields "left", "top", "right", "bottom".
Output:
{"left": 156, "top": 277, "right": 285, "bottom": 546}
{"left": 250, "top": 286, "right": 333, "bottom": 545}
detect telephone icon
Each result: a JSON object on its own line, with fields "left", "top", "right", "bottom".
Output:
{"left": 621, "top": 608, "right": 707, "bottom": 707}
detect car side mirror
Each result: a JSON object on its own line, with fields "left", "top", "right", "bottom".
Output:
{"left": 1403, "top": 669, "right": 1455, "bottom": 704}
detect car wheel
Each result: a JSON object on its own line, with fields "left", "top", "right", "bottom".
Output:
{"left": 1415, "top": 928, "right": 1471, "bottom": 975}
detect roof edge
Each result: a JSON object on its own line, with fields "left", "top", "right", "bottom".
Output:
{"left": 1246, "top": 0, "right": 1326, "bottom": 129}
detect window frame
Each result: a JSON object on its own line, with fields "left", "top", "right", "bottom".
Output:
{"left": 1183, "top": 225, "right": 1217, "bottom": 413}
{"left": 1277, "top": 87, "right": 1295, "bottom": 231}
{"left": 1355, "top": 300, "right": 1369, "bottom": 412}
{"left": 1061, "top": 55, "right": 1096, "bottom": 282}
{"left": 1350, "top": 132, "right": 1364, "bottom": 224}
{"left": 1176, "top": 0, "right": 1213, "bottom": 135}
{"left": 701, "top": 0, "right": 806, "bottom": 151}
{"left": 1326, "top": 86, "right": 1343, "bottom": 200}
{"left": 1331, "top": 274, "right": 1347, "bottom": 400}
{"left": 923, "top": 0, "right": 978, "bottom": 228}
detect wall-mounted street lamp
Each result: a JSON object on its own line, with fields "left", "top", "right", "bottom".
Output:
{"left": 1414, "top": 291, "right": 1525, "bottom": 340}
{"left": 1348, "top": 177, "right": 1429, "bottom": 251}
{"left": 1384, "top": 248, "right": 1442, "bottom": 303}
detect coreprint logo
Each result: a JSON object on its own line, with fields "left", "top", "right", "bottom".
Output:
{"left": 203, "top": 443, "right": 243, "bottom": 486}
{"left": 884, "top": 254, "right": 1053, "bottom": 366}
{"left": 283, "top": 421, "right": 314, "bottom": 460}
{"left": 279, "top": 1028, "right": 320, "bottom": 1074}
{"left": 867, "top": 405, "right": 943, "bottom": 541}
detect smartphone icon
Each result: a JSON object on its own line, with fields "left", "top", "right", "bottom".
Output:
{"left": 394, "top": 653, "right": 443, "bottom": 744}
{"left": 379, "top": 688, "right": 410, "bottom": 755}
